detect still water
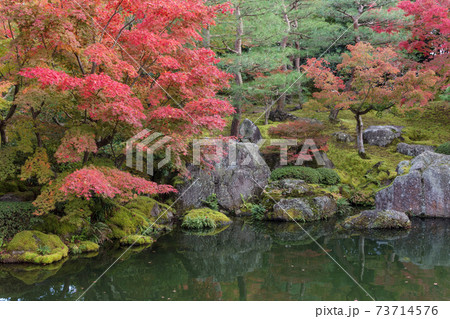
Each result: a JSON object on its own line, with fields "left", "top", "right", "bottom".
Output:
{"left": 0, "top": 218, "right": 448, "bottom": 301}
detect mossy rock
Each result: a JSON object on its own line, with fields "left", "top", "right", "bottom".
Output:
{"left": 107, "top": 206, "right": 148, "bottom": 239}
{"left": 181, "top": 208, "right": 232, "bottom": 229}
{"left": 34, "top": 214, "right": 88, "bottom": 239}
{"left": 124, "top": 196, "right": 175, "bottom": 224}
{"left": 338, "top": 210, "right": 411, "bottom": 230}
{"left": 68, "top": 241, "right": 99, "bottom": 255}
{"left": 0, "top": 231, "right": 69, "bottom": 264}
{"left": 266, "top": 196, "right": 337, "bottom": 222}
{"left": 107, "top": 204, "right": 169, "bottom": 239}
{"left": 119, "top": 235, "right": 154, "bottom": 246}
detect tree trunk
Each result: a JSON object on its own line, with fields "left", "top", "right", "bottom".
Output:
{"left": 230, "top": 5, "right": 244, "bottom": 137}
{"left": 202, "top": 26, "right": 211, "bottom": 49}
{"left": 230, "top": 115, "right": 240, "bottom": 137}
{"left": 328, "top": 108, "right": 341, "bottom": 123}
{"left": 265, "top": 98, "right": 272, "bottom": 125}
{"left": 276, "top": 4, "right": 291, "bottom": 112}
{"left": 355, "top": 113, "right": 366, "bottom": 158}
{"left": 0, "top": 125, "right": 7, "bottom": 145}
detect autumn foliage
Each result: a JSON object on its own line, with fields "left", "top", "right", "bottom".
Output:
{"left": 0, "top": 0, "right": 234, "bottom": 214}
{"left": 303, "top": 42, "right": 439, "bottom": 155}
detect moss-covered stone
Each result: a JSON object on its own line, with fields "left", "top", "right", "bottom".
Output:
{"left": 338, "top": 209, "right": 411, "bottom": 230}
{"left": 119, "top": 235, "right": 154, "bottom": 246}
{"left": 0, "top": 231, "right": 68, "bottom": 264}
{"left": 33, "top": 213, "right": 88, "bottom": 239}
{"left": 68, "top": 241, "right": 99, "bottom": 255}
{"left": 107, "top": 206, "right": 147, "bottom": 239}
{"left": 182, "top": 208, "right": 232, "bottom": 229}
{"left": 265, "top": 196, "right": 337, "bottom": 222}
{"left": 124, "top": 196, "right": 175, "bottom": 224}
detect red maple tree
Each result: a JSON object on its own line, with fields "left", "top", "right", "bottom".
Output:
{"left": 303, "top": 42, "right": 439, "bottom": 157}
{"left": 0, "top": 0, "right": 234, "bottom": 213}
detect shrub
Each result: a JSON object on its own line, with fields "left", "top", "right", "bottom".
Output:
{"left": 37, "top": 245, "right": 51, "bottom": 255}
{"left": 0, "top": 202, "right": 38, "bottom": 240}
{"left": 435, "top": 142, "right": 450, "bottom": 155}
{"left": 270, "top": 166, "right": 321, "bottom": 184}
{"left": 336, "top": 198, "right": 352, "bottom": 215}
{"left": 202, "top": 193, "right": 219, "bottom": 210}
{"left": 251, "top": 204, "right": 266, "bottom": 221}
{"left": 316, "top": 168, "right": 341, "bottom": 185}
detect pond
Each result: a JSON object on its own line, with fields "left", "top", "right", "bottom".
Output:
{"left": 0, "top": 218, "right": 448, "bottom": 301}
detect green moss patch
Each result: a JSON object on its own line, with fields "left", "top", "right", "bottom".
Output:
{"left": 182, "top": 208, "right": 232, "bottom": 229}
{"left": 0, "top": 230, "right": 68, "bottom": 264}
{"left": 119, "top": 235, "right": 154, "bottom": 246}
{"left": 68, "top": 241, "right": 99, "bottom": 255}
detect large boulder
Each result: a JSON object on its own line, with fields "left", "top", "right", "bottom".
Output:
{"left": 396, "top": 160, "right": 411, "bottom": 175}
{"left": 238, "top": 118, "right": 263, "bottom": 144}
{"left": 339, "top": 209, "right": 411, "bottom": 230}
{"left": 397, "top": 142, "right": 435, "bottom": 157}
{"left": 376, "top": 151, "right": 450, "bottom": 217}
{"left": 0, "top": 231, "right": 69, "bottom": 264}
{"left": 177, "top": 141, "right": 271, "bottom": 212}
{"left": 265, "top": 196, "right": 337, "bottom": 222}
{"left": 363, "top": 125, "right": 403, "bottom": 147}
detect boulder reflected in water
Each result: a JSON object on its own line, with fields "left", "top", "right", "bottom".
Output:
{"left": 391, "top": 218, "right": 450, "bottom": 269}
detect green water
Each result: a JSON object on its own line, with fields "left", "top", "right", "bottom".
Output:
{"left": 0, "top": 218, "right": 448, "bottom": 301}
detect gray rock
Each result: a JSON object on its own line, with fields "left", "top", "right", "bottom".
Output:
{"left": 397, "top": 143, "right": 435, "bottom": 157}
{"left": 363, "top": 125, "right": 403, "bottom": 147}
{"left": 268, "top": 110, "right": 298, "bottom": 122}
{"left": 376, "top": 151, "right": 450, "bottom": 217}
{"left": 267, "top": 196, "right": 337, "bottom": 222}
{"left": 177, "top": 141, "right": 271, "bottom": 212}
{"left": 340, "top": 209, "right": 411, "bottom": 230}
{"left": 332, "top": 132, "right": 354, "bottom": 143}
{"left": 238, "top": 118, "right": 263, "bottom": 144}
{"left": 277, "top": 179, "right": 307, "bottom": 190}
{"left": 396, "top": 160, "right": 410, "bottom": 175}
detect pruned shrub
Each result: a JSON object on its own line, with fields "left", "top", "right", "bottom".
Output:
{"left": 316, "top": 168, "right": 341, "bottom": 185}
{"left": 270, "top": 166, "right": 321, "bottom": 184}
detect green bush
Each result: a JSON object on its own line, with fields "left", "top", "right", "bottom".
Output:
{"left": 270, "top": 166, "right": 321, "bottom": 184}
{"left": 251, "top": 204, "right": 266, "bottom": 221}
{"left": 0, "top": 202, "right": 38, "bottom": 240}
{"left": 316, "top": 168, "right": 341, "bottom": 185}
{"left": 202, "top": 193, "right": 219, "bottom": 210}
{"left": 435, "top": 142, "right": 450, "bottom": 155}
{"left": 336, "top": 198, "right": 352, "bottom": 215}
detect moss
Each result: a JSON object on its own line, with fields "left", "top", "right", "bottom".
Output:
{"left": 107, "top": 206, "right": 148, "bottom": 239}
{"left": 435, "top": 141, "right": 450, "bottom": 155}
{"left": 68, "top": 241, "right": 99, "bottom": 255}
{"left": 34, "top": 214, "right": 87, "bottom": 239}
{"left": 124, "top": 196, "right": 175, "bottom": 224}
{"left": 181, "top": 208, "right": 232, "bottom": 229}
{"left": 0, "top": 230, "right": 68, "bottom": 264}
{"left": 0, "top": 261, "right": 65, "bottom": 284}
{"left": 119, "top": 235, "right": 154, "bottom": 246}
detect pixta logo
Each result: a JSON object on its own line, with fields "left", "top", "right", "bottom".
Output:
{"left": 126, "top": 129, "right": 172, "bottom": 176}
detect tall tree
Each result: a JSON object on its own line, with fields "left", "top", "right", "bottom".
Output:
{"left": 0, "top": 0, "right": 234, "bottom": 213}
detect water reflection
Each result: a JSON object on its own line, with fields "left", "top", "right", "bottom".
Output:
{"left": 0, "top": 218, "right": 448, "bottom": 301}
